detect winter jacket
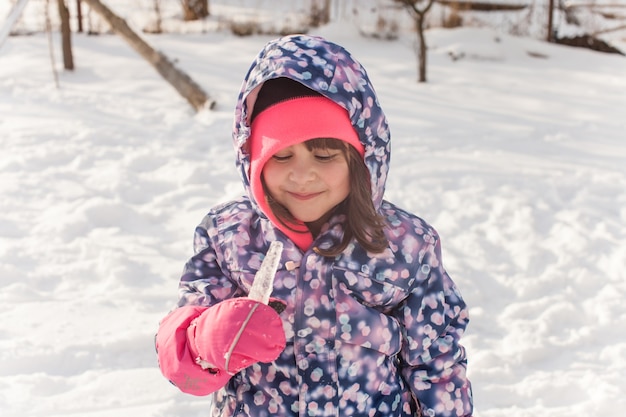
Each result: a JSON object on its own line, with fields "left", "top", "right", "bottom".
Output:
{"left": 156, "top": 34, "right": 473, "bottom": 417}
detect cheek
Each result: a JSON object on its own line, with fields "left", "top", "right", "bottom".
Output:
{"left": 329, "top": 163, "right": 351, "bottom": 196}
{"left": 262, "top": 163, "right": 282, "bottom": 194}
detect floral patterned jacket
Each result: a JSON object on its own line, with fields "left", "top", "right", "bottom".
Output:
{"left": 156, "top": 34, "right": 473, "bottom": 417}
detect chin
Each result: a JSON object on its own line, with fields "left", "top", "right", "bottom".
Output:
{"left": 293, "top": 213, "right": 324, "bottom": 223}
{"left": 298, "top": 216, "right": 322, "bottom": 223}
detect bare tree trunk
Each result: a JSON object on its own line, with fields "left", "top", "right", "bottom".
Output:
{"left": 181, "top": 0, "right": 209, "bottom": 21}
{"left": 310, "top": 0, "right": 331, "bottom": 27}
{"left": 415, "top": 16, "right": 426, "bottom": 82}
{"left": 57, "top": 0, "right": 74, "bottom": 70}
{"left": 323, "top": 0, "right": 331, "bottom": 23}
{"left": 547, "top": 0, "right": 554, "bottom": 42}
{"left": 153, "top": 0, "right": 163, "bottom": 34}
{"left": 76, "top": 0, "right": 83, "bottom": 33}
{"left": 81, "top": 0, "right": 214, "bottom": 111}
{"left": 395, "top": 0, "right": 435, "bottom": 83}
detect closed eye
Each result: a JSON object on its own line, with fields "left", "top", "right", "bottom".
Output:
{"left": 314, "top": 152, "right": 340, "bottom": 162}
{"left": 272, "top": 154, "right": 292, "bottom": 162}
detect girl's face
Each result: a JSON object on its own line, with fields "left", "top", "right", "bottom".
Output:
{"left": 263, "top": 142, "right": 350, "bottom": 224}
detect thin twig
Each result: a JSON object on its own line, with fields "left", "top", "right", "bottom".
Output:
{"left": 45, "top": 0, "right": 60, "bottom": 89}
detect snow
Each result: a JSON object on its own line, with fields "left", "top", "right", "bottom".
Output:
{"left": 1, "top": 4, "right": 626, "bottom": 417}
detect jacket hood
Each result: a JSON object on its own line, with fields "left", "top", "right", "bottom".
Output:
{"left": 232, "top": 34, "right": 391, "bottom": 226}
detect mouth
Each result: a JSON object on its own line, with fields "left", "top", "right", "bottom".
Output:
{"left": 288, "top": 191, "right": 323, "bottom": 201}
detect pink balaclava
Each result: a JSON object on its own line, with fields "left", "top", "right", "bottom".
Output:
{"left": 248, "top": 78, "right": 364, "bottom": 251}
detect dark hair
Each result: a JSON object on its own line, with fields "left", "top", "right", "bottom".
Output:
{"left": 262, "top": 138, "right": 388, "bottom": 256}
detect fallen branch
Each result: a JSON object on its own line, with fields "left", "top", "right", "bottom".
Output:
{"left": 565, "top": 3, "right": 626, "bottom": 9}
{"left": 81, "top": 0, "right": 215, "bottom": 111}
{"left": 592, "top": 24, "right": 626, "bottom": 36}
{"left": 0, "top": 0, "right": 30, "bottom": 50}
{"left": 436, "top": 0, "right": 528, "bottom": 11}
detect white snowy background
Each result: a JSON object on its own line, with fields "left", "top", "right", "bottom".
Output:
{"left": 1, "top": 1, "right": 625, "bottom": 416}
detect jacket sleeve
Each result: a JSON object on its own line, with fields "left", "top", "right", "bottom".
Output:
{"left": 155, "top": 217, "right": 241, "bottom": 395}
{"left": 176, "top": 216, "right": 243, "bottom": 308}
{"left": 397, "top": 235, "right": 473, "bottom": 417}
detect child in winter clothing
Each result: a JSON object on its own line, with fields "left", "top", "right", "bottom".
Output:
{"left": 156, "top": 34, "right": 473, "bottom": 417}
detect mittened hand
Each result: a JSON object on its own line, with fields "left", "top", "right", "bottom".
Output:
{"left": 190, "top": 297, "right": 286, "bottom": 375}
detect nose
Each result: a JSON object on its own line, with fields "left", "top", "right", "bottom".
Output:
{"left": 288, "top": 158, "right": 316, "bottom": 185}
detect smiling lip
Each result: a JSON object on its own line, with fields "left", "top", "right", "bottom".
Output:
{"left": 288, "top": 191, "right": 322, "bottom": 201}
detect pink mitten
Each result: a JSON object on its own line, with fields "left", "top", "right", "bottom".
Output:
{"left": 189, "top": 297, "right": 286, "bottom": 375}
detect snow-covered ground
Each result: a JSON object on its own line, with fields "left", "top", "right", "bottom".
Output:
{"left": 1, "top": 5, "right": 625, "bottom": 417}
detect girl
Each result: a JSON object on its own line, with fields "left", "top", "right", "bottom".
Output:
{"left": 156, "top": 34, "right": 473, "bottom": 417}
